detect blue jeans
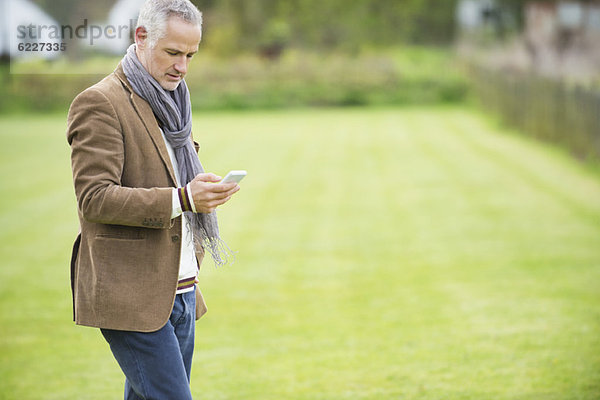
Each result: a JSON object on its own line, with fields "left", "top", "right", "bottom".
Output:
{"left": 101, "top": 290, "right": 196, "bottom": 400}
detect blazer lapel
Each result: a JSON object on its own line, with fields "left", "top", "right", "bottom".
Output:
{"left": 115, "top": 64, "right": 179, "bottom": 187}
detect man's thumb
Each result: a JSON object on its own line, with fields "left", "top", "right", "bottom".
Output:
{"left": 194, "top": 172, "right": 222, "bottom": 183}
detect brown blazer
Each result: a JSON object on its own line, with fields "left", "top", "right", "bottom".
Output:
{"left": 67, "top": 64, "right": 208, "bottom": 332}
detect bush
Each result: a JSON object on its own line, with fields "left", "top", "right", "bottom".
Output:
{"left": 186, "top": 47, "right": 469, "bottom": 110}
{"left": 0, "top": 47, "right": 469, "bottom": 113}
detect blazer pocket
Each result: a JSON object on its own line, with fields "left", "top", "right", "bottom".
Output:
{"left": 93, "top": 236, "right": 150, "bottom": 313}
{"left": 95, "top": 226, "right": 146, "bottom": 240}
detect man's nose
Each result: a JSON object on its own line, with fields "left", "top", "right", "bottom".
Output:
{"left": 174, "top": 57, "right": 187, "bottom": 75}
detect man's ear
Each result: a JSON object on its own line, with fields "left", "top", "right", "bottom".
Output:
{"left": 135, "top": 26, "right": 148, "bottom": 48}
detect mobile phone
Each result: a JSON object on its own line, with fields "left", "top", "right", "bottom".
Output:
{"left": 220, "top": 170, "right": 247, "bottom": 184}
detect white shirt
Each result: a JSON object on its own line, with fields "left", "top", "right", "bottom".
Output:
{"left": 160, "top": 130, "right": 198, "bottom": 294}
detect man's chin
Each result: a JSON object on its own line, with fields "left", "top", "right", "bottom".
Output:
{"left": 160, "top": 80, "right": 181, "bottom": 91}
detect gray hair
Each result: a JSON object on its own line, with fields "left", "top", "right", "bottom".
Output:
{"left": 137, "top": 0, "right": 203, "bottom": 48}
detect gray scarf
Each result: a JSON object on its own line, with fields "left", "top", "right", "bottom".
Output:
{"left": 122, "top": 44, "right": 230, "bottom": 266}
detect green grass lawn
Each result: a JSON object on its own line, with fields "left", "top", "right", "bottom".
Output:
{"left": 1, "top": 106, "right": 599, "bottom": 399}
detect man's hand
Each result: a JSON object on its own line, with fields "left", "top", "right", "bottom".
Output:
{"left": 188, "top": 173, "right": 240, "bottom": 214}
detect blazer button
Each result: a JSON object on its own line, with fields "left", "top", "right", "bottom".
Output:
{"left": 171, "top": 234, "right": 180, "bottom": 243}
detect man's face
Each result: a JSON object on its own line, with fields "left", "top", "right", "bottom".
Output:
{"left": 136, "top": 16, "right": 202, "bottom": 91}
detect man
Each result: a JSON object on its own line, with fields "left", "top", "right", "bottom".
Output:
{"left": 66, "top": 1, "right": 240, "bottom": 398}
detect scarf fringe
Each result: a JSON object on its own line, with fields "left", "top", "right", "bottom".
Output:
{"left": 194, "top": 233, "right": 235, "bottom": 267}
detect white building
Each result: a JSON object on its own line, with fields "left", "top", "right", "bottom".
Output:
{"left": 0, "top": 0, "right": 61, "bottom": 59}
{"left": 90, "top": 0, "right": 145, "bottom": 54}
{"left": 456, "top": 0, "right": 498, "bottom": 31}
